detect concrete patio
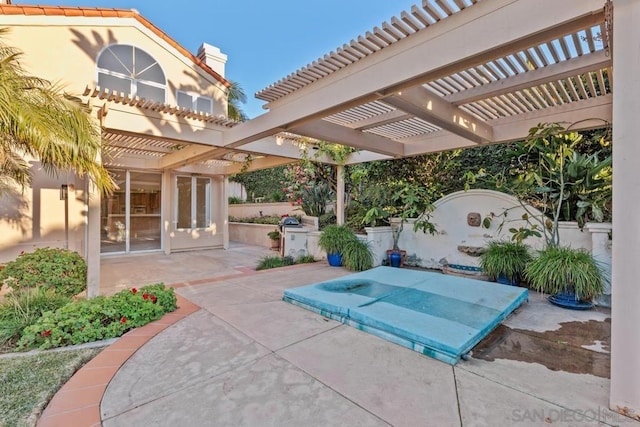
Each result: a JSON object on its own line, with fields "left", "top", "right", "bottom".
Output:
{"left": 83, "top": 246, "right": 637, "bottom": 426}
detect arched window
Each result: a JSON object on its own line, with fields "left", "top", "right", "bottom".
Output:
{"left": 97, "top": 45, "right": 166, "bottom": 103}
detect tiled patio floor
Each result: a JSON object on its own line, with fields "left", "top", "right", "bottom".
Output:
{"left": 38, "top": 244, "right": 638, "bottom": 426}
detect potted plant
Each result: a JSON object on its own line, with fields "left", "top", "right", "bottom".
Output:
{"left": 524, "top": 246, "right": 606, "bottom": 309}
{"left": 362, "top": 181, "right": 436, "bottom": 267}
{"left": 267, "top": 229, "right": 281, "bottom": 250}
{"left": 342, "top": 239, "right": 374, "bottom": 272}
{"left": 318, "top": 224, "right": 357, "bottom": 267}
{"left": 479, "top": 240, "right": 532, "bottom": 286}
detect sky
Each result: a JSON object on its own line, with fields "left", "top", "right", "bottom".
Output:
{"left": 18, "top": 0, "right": 419, "bottom": 119}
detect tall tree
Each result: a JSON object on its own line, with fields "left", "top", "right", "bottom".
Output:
{"left": 0, "top": 29, "right": 114, "bottom": 194}
{"left": 227, "top": 80, "right": 248, "bottom": 122}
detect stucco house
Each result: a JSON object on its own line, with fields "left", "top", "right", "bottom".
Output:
{"left": 0, "top": 3, "right": 302, "bottom": 294}
{"left": 1, "top": 0, "right": 640, "bottom": 415}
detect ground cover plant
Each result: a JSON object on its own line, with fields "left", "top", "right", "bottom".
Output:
{"left": 0, "top": 347, "right": 100, "bottom": 427}
{"left": 256, "top": 255, "right": 316, "bottom": 271}
{"left": 0, "top": 288, "right": 71, "bottom": 352}
{"left": 0, "top": 248, "right": 87, "bottom": 297}
{"left": 17, "top": 284, "right": 176, "bottom": 350}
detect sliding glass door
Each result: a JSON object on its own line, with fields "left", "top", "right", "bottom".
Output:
{"left": 101, "top": 170, "right": 162, "bottom": 254}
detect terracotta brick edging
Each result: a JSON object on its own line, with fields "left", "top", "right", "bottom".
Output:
{"left": 36, "top": 294, "right": 200, "bottom": 427}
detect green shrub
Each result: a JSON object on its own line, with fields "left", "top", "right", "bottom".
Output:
{"left": 228, "top": 196, "right": 244, "bottom": 204}
{"left": 267, "top": 229, "right": 281, "bottom": 240}
{"left": 479, "top": 241, "right": 532, "bottom": 282}
{"left": 342, "top": 239, "right": 373, "bottom": 271}
{"left": 256, "top": 255, "right": 315, "bottom": 271}
{"left": 525, "top": 246, "right": 605, "bottom": 300}
{"left": 318, "top": 224, "right": 357, "bottom": 255}
{"left": 0, "top": 248, "right": 86, "bottom": 297}
{"left": 0, "top": 288, "right": 71, "bottom": 350}
{"left": 256, "top": 256, "right": 285, "bottom": 270}
{"left": 318, "top": 212, "right": 336, "bottom": 230}
{"left": 17, "top": 284, "right": 176, "bottom": 350}
{"left": 295, "top": 255, "right": 316, "bottom": 264}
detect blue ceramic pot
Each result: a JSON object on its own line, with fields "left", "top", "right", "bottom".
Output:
{"left": 496, "top": 274, "right": 519, "bottom": 286}
{"left": 327, "top": 252, "right": 343, "bottom": 267}
{"left": 547, "top": 290, "right": 594, "bottom": 310}
{"left": 389, "top": 252, "right": 402, "bottom": 268}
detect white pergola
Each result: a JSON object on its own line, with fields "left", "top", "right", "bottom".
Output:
{"left": 98, "top": 0, "right": 638, "bottom": 417}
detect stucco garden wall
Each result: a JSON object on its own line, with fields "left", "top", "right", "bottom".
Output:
{"left": 228, "top": 203, "right": 301, "bottom": 219}
{"left": 392, "top": 189, "right": 600, "bottom": 270}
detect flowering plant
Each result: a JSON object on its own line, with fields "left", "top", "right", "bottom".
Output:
{"left": 17, "top": 284, "right": 176, "bottom": 350}
{"left": 282, "top": 163, "right": 316, "bottom": 206}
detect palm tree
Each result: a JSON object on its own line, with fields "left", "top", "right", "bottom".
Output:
{"left": 227, "top": 80, "right": 248, "bottom": 122}
{"left": 0, "top": 29, "right": 115, "bottom": 195}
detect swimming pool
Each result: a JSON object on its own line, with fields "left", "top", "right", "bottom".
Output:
{"left": 283, "top": 266, "right": 528, "bottom": 365}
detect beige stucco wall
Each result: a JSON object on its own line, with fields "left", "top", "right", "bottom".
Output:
{"left": 1, "top": 16, "right": 227, "bottom": 114}
{"left": 0, "top": 163, "right": 87, "bottom": 263}
{"left": 0, "top": 15, "right": 231, "bottom": 261}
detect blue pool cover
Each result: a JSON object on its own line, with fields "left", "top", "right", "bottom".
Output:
{"left": 283, "top": 266, "right": 528, "bottom": 365}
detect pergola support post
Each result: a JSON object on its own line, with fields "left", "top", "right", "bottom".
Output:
{"left": 86, "top": 180, "right": 101, "bottom": 298}
{"left": 611, "top": 0, "right": 640, "bottom": 420}
{"left": 336, "top": 165, "right": 345, "bottom": 225}
{"left": 222, "top": 176, "right": 230, "bottom": 249}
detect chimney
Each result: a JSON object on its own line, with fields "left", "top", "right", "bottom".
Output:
{"left": 196, "top": 43, "right": 227, "bottom": 79}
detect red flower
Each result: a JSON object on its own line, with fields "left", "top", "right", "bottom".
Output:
{"left": 131, "top": 288, "right": 138, "bottom": 294}
{"left": 120, "top": 317, "right": 127, "bottom": 323}
{"left": 150, "top": 295, "right": 157, "bottom": 303}
{"left": 142, "top": 293, "right": 149, "bottom": 300}
{"left": 40, "top": 330, "right": 52, "bottom": 337}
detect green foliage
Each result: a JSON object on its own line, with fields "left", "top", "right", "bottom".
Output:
{"left": 318, "top": 224, "right": 357, "bottom": 255}
{"left": 227, "top": 80, "right": 248, "bottom": 122}
{"left": 228, "top": 196, "right": 244, "bottom": 204}
{"left": 298, "top": 182, "right": 332, "bottom": 217}
{"left": 0, "top": 348, "right": 100, "bottom": 427}
{"left": 230, "top": 166, "right": 287, "bottom": 200}
{"left": 17, "top": 284, "right": 176, "bottom": 350}
{"left": 0, "top": 248, "right": 87, "bottom": 297}
{"left": 0, "top": 287, "right": 71, "bottom": 351}
{"left": 471, "top": 123, "right": 612, "bottom": 247}
{"left": 295, "top": 255, "right": 316, "bottom": 264}
{"left": 229, "top": 215, "right": 281, "bottom": 225}
{"left": 255, "top": 255, "right": 317, "bottom": 271}
{"left": 267, "top": 229, "right": 280, "bottom": 240}
{"left": 525, "top": 246, "right": 606, "bottom": 300}
{"left": 360, "top": 181, "right": 436, "bottom": 250}
{"left": 0, "top": 28, "right": 115, "bottom": 194}
{"left": 342, "top": 239, "right": 373, "bottom": 272}
{"left": 318, "top": 212, "right": 336, "bottom": 230}
{"left": 269, "top": 190, "right": 285, "bottom": 202}
{"left": 479, "top": 241, "right": 532, "bottom": 282}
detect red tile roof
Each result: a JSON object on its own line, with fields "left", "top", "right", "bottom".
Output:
{"left": 0, "top": 4, "right": 231, "bottom": 88}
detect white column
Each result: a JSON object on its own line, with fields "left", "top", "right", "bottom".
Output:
{"left": 222, "top": 176, "right": 230, "bottom": 249}
{"left": 86, "top": 180, "right": 101, "bottom": 298}
{"left": 585, "top": 222, "right": 612, "bottom": 307}
{"left": 162, "top": 172, "right": 172, "bottom": 255}
{"left": 336, "top": 165, "right": 345, "bottom": 225}
{"left": 611, "top": 0, "right": 640, "bottom": 419}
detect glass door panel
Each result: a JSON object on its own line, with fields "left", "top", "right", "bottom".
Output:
{"left": 129, "top": 172, "right": 162, "bottom": 251}
{"left": 101, "top": 170, "right": 127, "bottom": 253}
